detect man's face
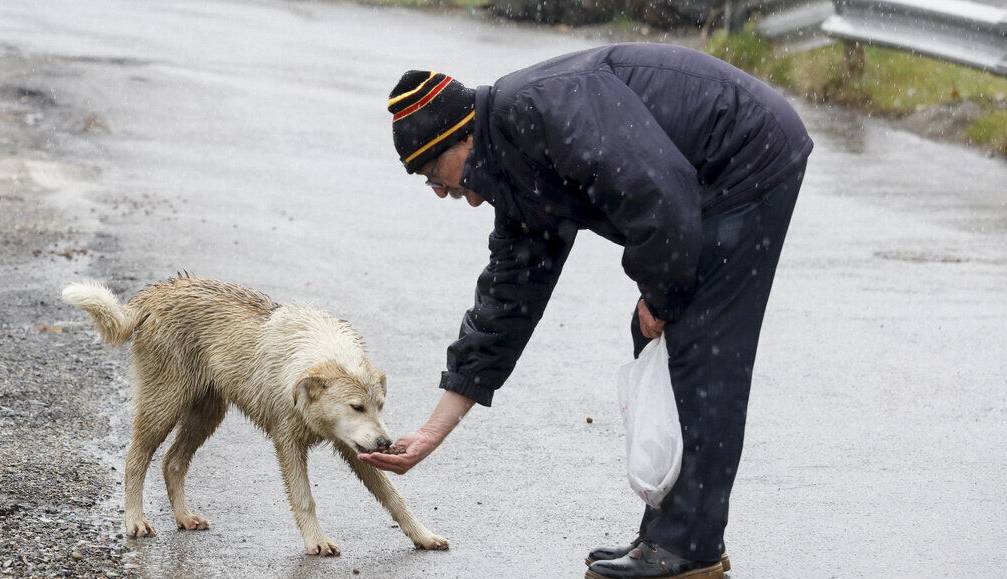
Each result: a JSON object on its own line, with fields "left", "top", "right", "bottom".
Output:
{"left": 420, "top": 136, "right": 484, "bottom": 207}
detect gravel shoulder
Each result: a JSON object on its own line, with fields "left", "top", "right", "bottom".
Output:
{"left": 0, "top": 47, "right": 136, "bottom": 578}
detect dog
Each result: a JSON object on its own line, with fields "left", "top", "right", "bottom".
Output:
{"left": 62, "top": 274, "right": 448, "bottom": 555}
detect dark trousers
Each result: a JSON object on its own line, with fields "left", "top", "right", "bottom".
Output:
{"left": 630, "top": 163, "right": 806, "bottom": 562}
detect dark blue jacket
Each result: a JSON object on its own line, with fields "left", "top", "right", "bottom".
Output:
{"left": 442, "top": 43, "right": 813, "bottom": 406}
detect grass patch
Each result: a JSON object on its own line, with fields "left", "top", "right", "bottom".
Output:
{"left": 707, "top": 27, "right": 791, "bottom": 86}
{"left": 608, "top": 13, "right": 642, "bottom": 33}
{"left": 360, "top": 0, "right": 487, "bottom": 7}
{"left": 706, "top": 27, "right": 1007, "bottom": 154}
{"left": 966, "top": 110, "right": 1007, "bottom": 154}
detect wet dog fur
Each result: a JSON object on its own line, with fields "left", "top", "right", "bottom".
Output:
{"left": 62, "top": 274, "right": 448, "bottom": 555}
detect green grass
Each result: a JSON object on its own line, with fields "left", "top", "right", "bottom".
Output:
{"left": 608, "top": 13, "right": 641, "bottom": 33}
{"left": 359, "top": 0, "right": 486, "bottom": 7}
{"left": 707, "top": 26, "right": 791, "bottom": 86}
{"left": 966, "top": 110, "right": 1007, "bottom": 154}
{"left": 706, "top": 28, "right": 1007, "bottom": 154}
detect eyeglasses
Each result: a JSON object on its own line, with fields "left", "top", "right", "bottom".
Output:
{"left": 422, "top": 154, "right": 448, "bottom": 191}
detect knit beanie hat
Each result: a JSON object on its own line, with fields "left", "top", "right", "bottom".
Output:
{"left": 388, "top": 70, "right": 475, "bottom": 174}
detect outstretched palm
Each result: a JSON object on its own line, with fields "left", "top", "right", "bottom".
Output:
{"left": 358, "top": 427, "right": 444, "bottom": 475}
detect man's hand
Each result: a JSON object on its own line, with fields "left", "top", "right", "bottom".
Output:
{"left": 358, "top": 427, "right": 445, "bottom": 475}
{"left": 637, "top": 298, "right": 666, "bottom": 338}
{"left": 358, "top": 390, "right": 475, "bottom": 475}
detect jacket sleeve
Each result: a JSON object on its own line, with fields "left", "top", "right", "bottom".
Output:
{"left": 440, "top": 214, "right": 577, "bottom": 407}
{"left": 516, "top": 70, "right": 703, "bottom": 322}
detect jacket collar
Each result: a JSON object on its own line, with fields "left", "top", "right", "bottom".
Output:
{"left": 461, "top": 85, "right": 499, "bottom": 206}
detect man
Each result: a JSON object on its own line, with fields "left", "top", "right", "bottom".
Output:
{"left": 360, "top": 43, "right": 812, "bottom": 579}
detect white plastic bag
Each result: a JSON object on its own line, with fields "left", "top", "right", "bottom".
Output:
{"left": 617, "top": 333, "right": 683, "bottom": 509}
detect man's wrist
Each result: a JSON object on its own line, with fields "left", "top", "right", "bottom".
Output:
{"left": 419, "top": 421, "right": 452, "bottom": 440}
{"left": 641, "top": 295, "right": 680, "bottom": 323}
{"left": 422, "top": 390, "right": 475, "bottom": 439}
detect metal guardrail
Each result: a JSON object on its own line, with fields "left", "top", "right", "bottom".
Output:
{"left": 754, "top": 1, "right": 835, "bottom": 49}
{"left": 726, "top": 0, "right": 830, "bottom": 33}
{"left": 822, "top": 0, "right": 1007, "bottom": 76}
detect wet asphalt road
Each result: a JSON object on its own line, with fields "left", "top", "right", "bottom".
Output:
{"left": 1, "top": 0, "right": 1006, "bottom": 577}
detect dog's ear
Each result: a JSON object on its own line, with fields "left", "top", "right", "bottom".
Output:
{"left": 368, "top": 368, "right": 386, "bottom": 396}
{"left": 293, "top": 376, "right": 327, "bottom": 405}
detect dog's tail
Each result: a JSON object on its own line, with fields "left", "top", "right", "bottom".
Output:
{"left": 61, "top": 281, "right": 139, "bottom": 346}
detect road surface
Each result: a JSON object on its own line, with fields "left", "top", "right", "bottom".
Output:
{"left": 1, "top": 1, "right": 1005, "bottom": 577}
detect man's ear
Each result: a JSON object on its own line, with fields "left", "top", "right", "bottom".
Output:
{"left": 293, "top": 376, "right": 327, "bottom": 405}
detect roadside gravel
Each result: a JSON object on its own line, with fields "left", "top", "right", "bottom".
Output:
{"left": 0, "top": 47, "right": 136, "bottom": 579}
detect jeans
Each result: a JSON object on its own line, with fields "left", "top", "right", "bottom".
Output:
{"left": 630, "top": 162, "right": 806, "bottom": 562}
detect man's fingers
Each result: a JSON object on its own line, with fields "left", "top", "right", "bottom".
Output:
{"left": 642, "top": 321, "right": 656, "bottom": 338}
{"left": 359, "top": 453, "right": 399, "bottom": 466}
{"left": 358, "top": 453, "right": 393, "bottom": 468}
{"left": 637, "top": 301, "right": 649, "bottom": 322}
{"left": 638, "top": 301, "right": 663, "bottom": 337}
{"left": 641, "top": 320, "right": 665, "bottom": 339}
{"left": 358, "top": 452, "right": 413, "bottom": 474}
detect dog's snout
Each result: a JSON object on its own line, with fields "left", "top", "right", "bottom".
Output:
{"left": 375, "top": 436, "right": 392, "bottom": 450}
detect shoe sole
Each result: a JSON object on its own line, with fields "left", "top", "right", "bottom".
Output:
{"left": 585, "top": 554, "right": 731, "bottom": 573}
{"left": 585, "top": 562, "right": 724, "bottom": 579}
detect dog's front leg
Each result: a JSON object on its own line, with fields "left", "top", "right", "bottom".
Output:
{"left": 273, "top": 437, "right": 340, "bottom": 556}
{"left": 336, "top": 443, "right": 449, "bottom": 550}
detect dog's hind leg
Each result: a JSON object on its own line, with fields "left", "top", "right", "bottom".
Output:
{"left": 124, "top": 377, "right": 190, "bottom": 538}
{"left": 273, "top": 436, "right": 341, "bottom": 556}
{"left": 334, "top": 443, "right": 448, "bottom": 550}
{"left": 162, "top": 391, "right": 226, "bottom": 531}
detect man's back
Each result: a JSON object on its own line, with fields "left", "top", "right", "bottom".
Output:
{"left": 490, "top": 43, "right": 813, "bottom": 213}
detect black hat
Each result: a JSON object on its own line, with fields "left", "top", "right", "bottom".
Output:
{"left": 388, "top": 70, "right": 475, "bottom": 174}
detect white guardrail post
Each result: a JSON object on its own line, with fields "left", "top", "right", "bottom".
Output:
{"left": 822, "top": 0, "right": 1007, "bottom": 76}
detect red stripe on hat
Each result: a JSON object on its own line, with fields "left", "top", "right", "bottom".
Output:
{"left": 393, "top": 76, "right": 453, "bottom": 122}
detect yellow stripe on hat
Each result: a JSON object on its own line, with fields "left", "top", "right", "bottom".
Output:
{"left": 387, "top": 71, "right": 437, "bottom": 107}
{"left": 403, "top": 110, "right": 475, "bottom": 165}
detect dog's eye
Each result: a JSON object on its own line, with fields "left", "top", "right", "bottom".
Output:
{"left": 351, "top": 404, "right": 365, "bottom": 413}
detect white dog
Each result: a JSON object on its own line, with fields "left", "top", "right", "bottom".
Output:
{"left": 62, "top": 274, "right": 448, "bottom": 555}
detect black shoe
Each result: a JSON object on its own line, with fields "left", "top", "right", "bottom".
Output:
{"left": 584, "top": 536, "right": 644, "bottom": 566}
{"left": 585, "top": 541, "right": 724, "bottom": 579}
{"left": 586, "top": 540, "right": 731, "bottom": 573}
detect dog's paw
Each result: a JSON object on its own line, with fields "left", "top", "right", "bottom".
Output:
{"left": 175, "top": 512, "right": 210, "bottom": 531}
{"left": 304, "top": 537, "right": 341, "bottom": 557}
{"left": 413, "top": 533, "right": 449, "bottom": 551}
{"left": 125, "top": 516, "right": 156, "bottom": 538}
